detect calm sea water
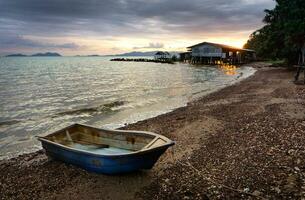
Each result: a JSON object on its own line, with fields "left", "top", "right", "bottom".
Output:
{"left": 0, "top": 57, "right": 255, "bottom": 159}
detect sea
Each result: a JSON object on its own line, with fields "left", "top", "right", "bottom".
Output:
{"left": 0, "top": 56, "right": 255, "bottom": 159}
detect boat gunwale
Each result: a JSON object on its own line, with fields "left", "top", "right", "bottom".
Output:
{"left": 37, "top": 123, "right": 175, "bottom": 158}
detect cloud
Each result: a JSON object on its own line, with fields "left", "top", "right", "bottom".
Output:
{"left": 55, "top": 43, "right": 81, "bottom": 49}
{"left": 0, "top": 0, "right": 276, "bottom": 53}
{"left": 0, "top": 34, "right": 82, "bottom": 49}
{"left": 0, "top": 0, "right": 275, "bottom": 35}
{"left": 133, "top": 42, "right": 164, "bottom": 49}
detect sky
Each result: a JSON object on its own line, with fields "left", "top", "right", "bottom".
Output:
{"left": 0, "top": 0, "right": 275, "bottom": 56}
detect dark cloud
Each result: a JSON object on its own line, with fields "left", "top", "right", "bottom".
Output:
{"left": 0, "top": 34, "right": 82, "bottom": 49}
{"left": 0, "top": 0, "right": 275, "bottom": 52}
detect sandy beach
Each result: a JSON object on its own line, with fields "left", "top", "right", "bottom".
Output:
{"left": 1, "top": 62, "right": 305, "bottom": 199}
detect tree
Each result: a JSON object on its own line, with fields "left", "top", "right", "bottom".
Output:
{"left": 244, "top": 0, "right": 305, "bottom": 64}
{"left": 171, "top": 55, "right": 178, "bottom": 62}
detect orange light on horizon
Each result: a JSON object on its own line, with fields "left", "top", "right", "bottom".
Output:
{"left": 219, "top": 63, "right": 237, "bottom": 76}
{"left": 21, "top": 33, "right": 249, "bottom": 55}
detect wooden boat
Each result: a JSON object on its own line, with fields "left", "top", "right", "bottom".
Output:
{"left": 37, "top": 123, "right": 174, "bottom": 174}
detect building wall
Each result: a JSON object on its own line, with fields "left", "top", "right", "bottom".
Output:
{"left": 191, "top": 44, "right": 223, "bottom": 57}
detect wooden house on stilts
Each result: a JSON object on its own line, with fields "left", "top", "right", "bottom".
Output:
{"left": 183, "top": 42, "right": 256, "bottom": 64}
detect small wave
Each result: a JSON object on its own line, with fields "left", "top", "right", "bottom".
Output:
{"left": 0, "top": 120, "right": 21, "bottom": 126}
{"left": 54, "top": 101, "right": 126, "bottom": 117}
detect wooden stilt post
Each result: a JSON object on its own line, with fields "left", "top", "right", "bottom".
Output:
{"left": 302, "top": 46, "right": 305, "bottom": 65}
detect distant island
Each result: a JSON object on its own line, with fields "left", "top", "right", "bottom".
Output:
{"left": 31, "top": 52, "right": 61, "bottom": 57}
{"left": 6, "top": 53, "right": 27, "bottom": 57}
{"left": 108, "top": 51, "right": 157, "bottom": 57}
{"left": 75, "top": 54, "right": 101, "bottom": 57}
{"left": 106, "top": 51, "right": 180, "bottom": 57}
{"left": 5, "top": 52, "right": 62, "bottom": 57}
{"left": 4, "top": 51, "right": 181, "bottom": 57}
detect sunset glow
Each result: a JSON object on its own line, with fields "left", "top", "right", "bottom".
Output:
{"left": 0, "top": 0, "right": 275, "bottom": 56}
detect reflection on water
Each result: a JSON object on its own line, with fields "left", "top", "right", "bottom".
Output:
{"left": 218, "top": 64, "right": 237, "bottom": 76}
{"left": 0, "top": 57, "right": 255, "bottom": 159}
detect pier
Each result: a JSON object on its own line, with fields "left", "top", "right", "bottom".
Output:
{"left": 110, "top": 58, "right": 174, "bottom": 64}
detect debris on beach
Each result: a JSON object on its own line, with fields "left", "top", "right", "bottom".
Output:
{"left": 2, "top": 63, "right": 305, "bottom": 199}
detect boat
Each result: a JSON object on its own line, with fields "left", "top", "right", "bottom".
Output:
{"left": 37, "top": 123, "right": 175, "bottom": 174}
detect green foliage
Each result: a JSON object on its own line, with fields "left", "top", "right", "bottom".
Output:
{"left": 244, "top": 0, "right": 305, "bottom": 64}
{"left": 265, "top": 59, "right": 285, "bottom": 64}
{"left": 171, "top": 55, "right": 178, "bottom": 62}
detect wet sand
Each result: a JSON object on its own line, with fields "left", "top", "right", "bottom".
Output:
{"left": 1, "top": 62, "right": 305, "bottom": 199}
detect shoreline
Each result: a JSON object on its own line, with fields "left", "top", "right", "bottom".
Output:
{"left": 0, "top": 64, "right": 255, "bottom": 161}
{"left": 2, "top": 62, "right": 305, "bottom": 199}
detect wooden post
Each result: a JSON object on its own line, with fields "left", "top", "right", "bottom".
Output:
{"left": 302, "top": 46, "right": 305, "bottom": 65}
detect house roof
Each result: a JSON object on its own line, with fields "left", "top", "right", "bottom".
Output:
{"left": 187, "top": 42, "right": 255, "bottom": 52}
{"left": 242, "top": 48, "right": 256, "bottom": 52}
{"left": 179, "top": 52, "right": 191, "bottom": 55}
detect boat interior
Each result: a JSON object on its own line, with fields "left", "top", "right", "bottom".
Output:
{"left": 43, "top": 124, "right": 168, "bottom": 155}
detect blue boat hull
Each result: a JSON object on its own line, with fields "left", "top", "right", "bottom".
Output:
{"left": 42, "top": 142, "right": 169, "bottom": 174}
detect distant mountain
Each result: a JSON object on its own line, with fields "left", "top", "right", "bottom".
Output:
{"left": 5, "top": 54, "right": 27, "bottom": 57}
{"left": 107, "top": 51, "right": 157, "bottom": 57}
{"left": 75, "top": 54, "right": 101, "bottom": 57}
{"left": 31, "top": 52, "right": 61, "bottom": 57}
{"left": 107, "top": 51, "right": 181, "bottom": 57}
{"left": 5, "top": 52, "right": 62, "bottom": 57}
